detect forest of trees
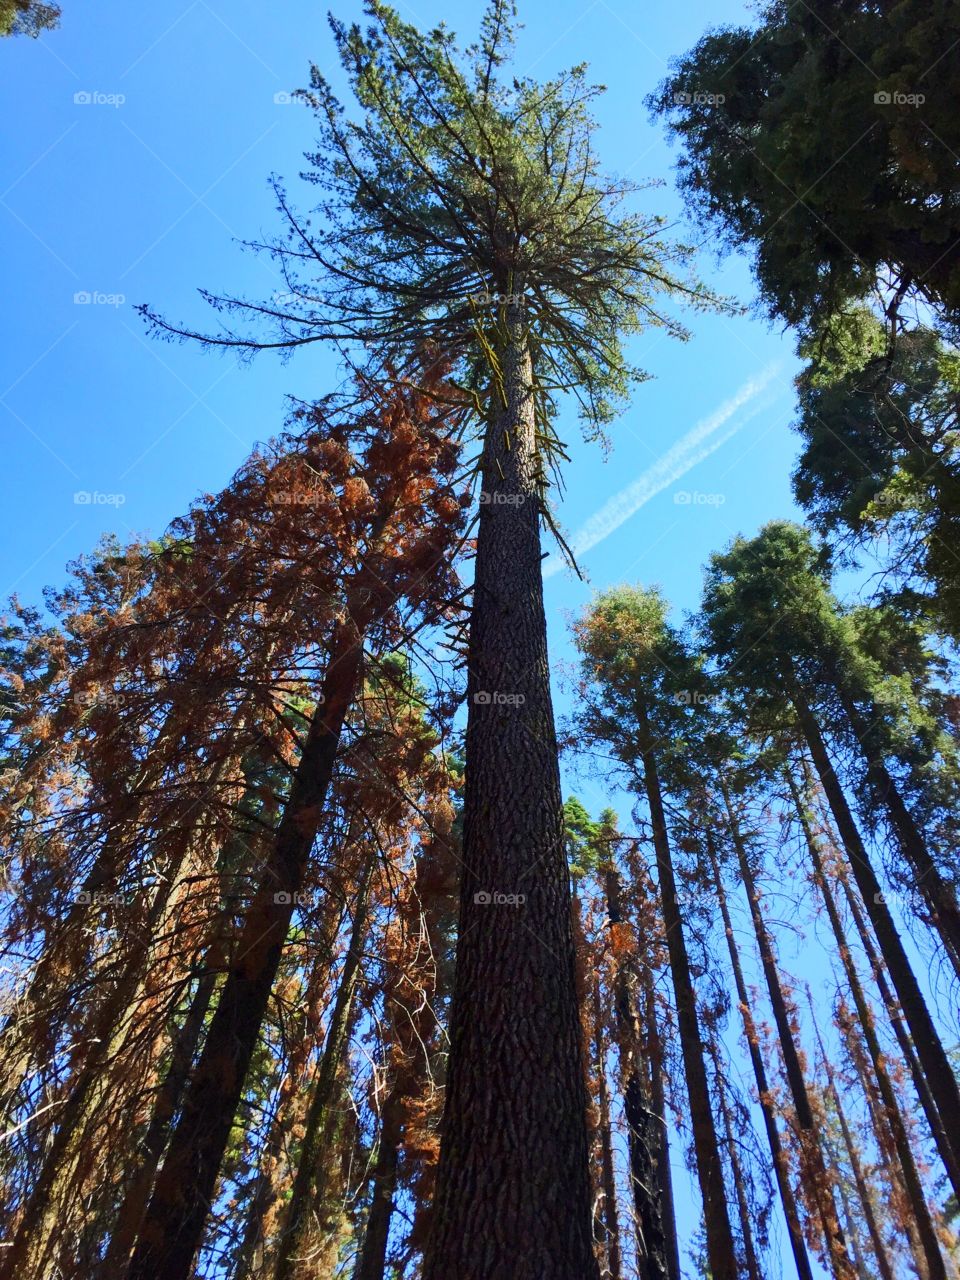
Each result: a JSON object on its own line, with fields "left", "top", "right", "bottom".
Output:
{"left": 3, "top": 1, "right": 960, "bottom": 1277}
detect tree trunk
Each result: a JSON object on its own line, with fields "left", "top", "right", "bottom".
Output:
{"left": 423, "top": 306, "right": 599, "bottom": 1280}
{"left": 720, "top": 784, "right": 854, "bottom": 1280}
{"left": 634, "top": 704, "right": 738, "bottom": 1280}
{"left": 592, "top": 973, "right": 624, "bottom": 1280}
{"left": 835, "top": 684, "right": 960, "bottom": 980}
{"left": 712, "top": 1051, "right": 762, "bottom": 1280}
{"left": 811, "top": 1013, "right": 896, "bottom": 1280}
{"left": 352, "top": 1095, "right": 401, "bottom": 1280}
{"left": 125, "top": 615, "right": 367, "bottom": 1280}
{"left": 642, "top": 968, "right": 682, "bottom": 1280}
{"left": 789, "top": 768, "right": 948, "bottom": 1280}
{"left": 708, "top": 839, "right": 814, "bottom": 1280}
{"left": 272, "top": 853, "right": 374, "bottom": 1280}
{"left": 603, "top": 865, "right": 669, "bottom": 1280}
{"left": 99, "top": 963, "right": 219, "bottom": 1277}
{"left": 789, "top": 682, "right": 960, "bottom": 1180}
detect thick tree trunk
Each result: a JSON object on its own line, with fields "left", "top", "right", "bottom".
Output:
{"left": 790, "top": 769, "right": 948, "bottom": 1280}
{"left": 272, "top": 854, "right": 374, "bottom": 1280}
{"left": 835, "top": 684, "right": 960, "bottom": 980}
{"left": 708, "top": 840, "right": 814, "bottom": 1280}
{"left": 720, "top": 786, "right": 854, "bottom": 1280}
{"left": 424, "top": 308, "right": 599, "bottom": 1280}
{"left": 790, "top": 683, "right": 960, "bottom": 1181}
{"left": 603, "top": 866, "right": 669, "bottom": 1280}
{"left": 125, "top": 616, "right": 366, "bottom": 1280}
{"left": 634, "top": 706, "right": 738, "bottom": 1280}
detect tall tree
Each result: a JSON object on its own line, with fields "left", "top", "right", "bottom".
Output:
{"left": 139, "top": 4, "right": 726, "bottom": 1271}
{"left": 575, "top": 587, "right": 739, "bottom": 1279}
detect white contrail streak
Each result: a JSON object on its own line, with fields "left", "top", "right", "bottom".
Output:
{"left": 543, "top": 364, "right": 783, "bottom": 579}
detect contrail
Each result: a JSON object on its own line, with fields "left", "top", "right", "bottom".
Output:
{"left": 543, "top": 363, "right": 783, "bottom": 579}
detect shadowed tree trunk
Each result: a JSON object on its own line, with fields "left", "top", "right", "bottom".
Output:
{"left": 424, "top": 308, "right": 599, "bottom": 1280}
{"left": 591, "top": 972, "right": 624, "bottom": 1280}
{"left": 711, "top": 1048, "right": 762, "bottom": 1280}
{"left": 641, "top": 968, "right": 682, "bottom": 1280}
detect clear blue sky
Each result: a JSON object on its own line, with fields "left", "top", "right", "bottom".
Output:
{"left": 1, "top": 4, "right": 890, "bottom": 1276}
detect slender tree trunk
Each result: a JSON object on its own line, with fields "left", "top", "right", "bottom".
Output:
{"left": 812, "top": 1014, "right": 896, "bottom": 1280}
{"left": 125, "top": 615, "right": 367, "bottom": 1280}
{"left": 711, "top": 1050, "right": 762, "bottom": 1280}
{"left": 99, "top": 963, "right": 220, "bottom": 1277}
{"left": 591, "top": 972, "right": 624, "bottom": 1280}
{"left": 789, "top": 769, "right": 948, "bottom": 1280}
{"left": 424, "top": 306, "right": 599, "bottom": 1280}
{"left": 789, "top": 682, "right": 960, "bottom": 1179}
{"left": 708, "top": 839, "right": 814, "bottom": 1280}
{"left": 603, "top": 865, "right": 669, "bottom": 1280}
{"left": 720, "top": 785, "right": 854, "bottom": 1280}
{"left": 352, "top": 1095, "right": 401, "bottom": 1280}
{"left": 272, "top": 853, "right": 375, "bottom": 1280}
{"left": 633, "top": 705, "right": 738, "bottom": 1280}
{"left": 835, "top": 684, "right": 960, "bottom": 980}
{"left": 642, "top": 968, "right": 682, "bottom": 1280}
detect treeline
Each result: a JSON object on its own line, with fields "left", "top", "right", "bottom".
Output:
{"left": 2, "top": 1, "right": 960, "bottom": 1277}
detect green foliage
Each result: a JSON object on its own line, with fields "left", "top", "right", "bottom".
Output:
{"left": 562, "top": 795, "right": 597, "bottom": 879}
{"left": 651, "top": 0, "right": 960, "bottom": 339}
{"left": 148, "top": 0, "right": 730, "bottom": 460}
{"left": 792, "top": 321, "right": 960, "bottom": 637}
{"left": 0, "top": 0, "right": 59, "bottom": 36}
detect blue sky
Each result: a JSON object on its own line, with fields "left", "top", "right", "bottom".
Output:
{"left": 1, "top": 3, "right": 885, "bottom": 1275}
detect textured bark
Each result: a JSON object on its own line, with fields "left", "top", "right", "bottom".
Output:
{"left": 791, "top": 770, "right": 948, "bottom": 1280}
{"left": 790, "top": 682, "right": 960, "bottom": 1180}
{"left": 424, "top": 310, "right": 599, "bottom": 1280}
{"left": 125, "top": 616, "right": 366, "bottom": 1280}
{"left": 721, "top": 787, "right": 855, "bottom": 1280}
{"left": 835, "top": 684, "right": 960, "bottom": 981}
{"left": 603, "top": 866, "right": 668, "bottom": 1280}
{"left": 709, "top": 841, "right": 814, "bottom": 1280}
{"left": 634, "top": 707, "right": 738, "bottom": 1280}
